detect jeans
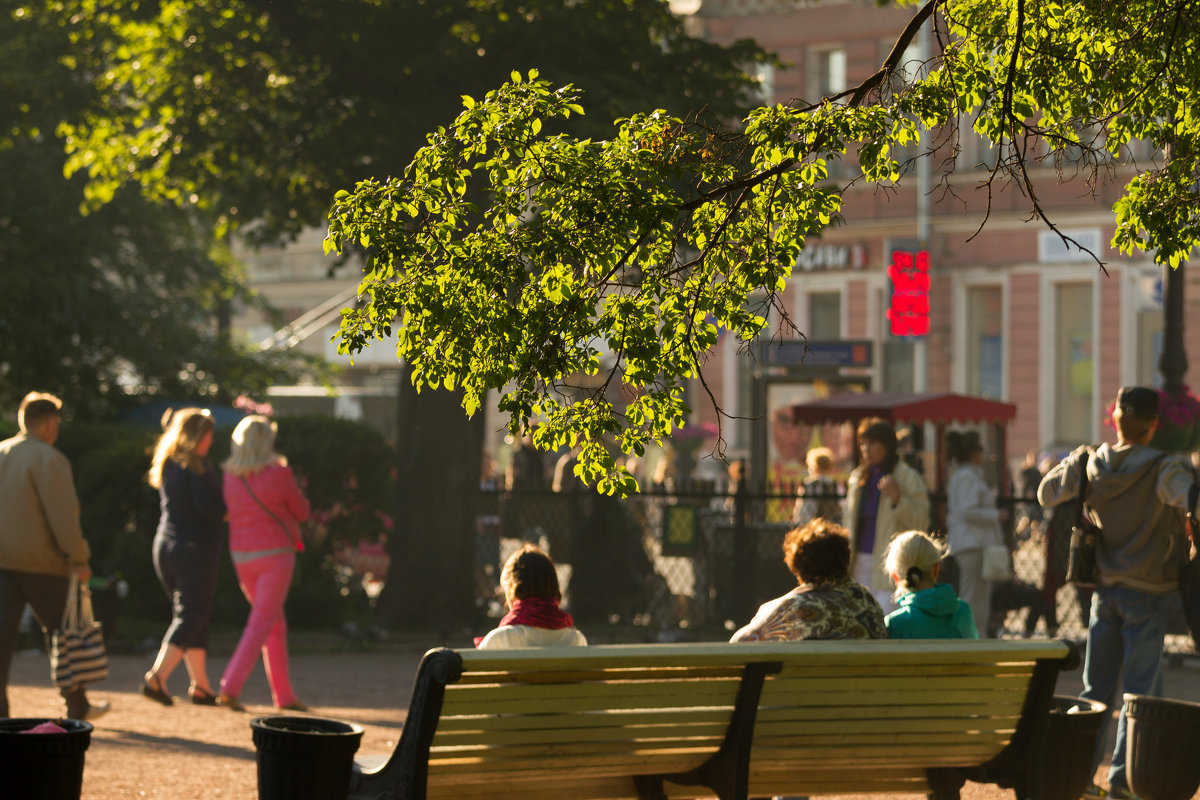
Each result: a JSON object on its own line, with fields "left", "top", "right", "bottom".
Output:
{"left": 220, "top": 552, "right": 297, "bottom": 707}
{"left": 1081, "top": 586, "right": 1170, "bottom": 790}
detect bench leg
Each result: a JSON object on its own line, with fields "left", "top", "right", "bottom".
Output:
{"left": 634, "top": 775, "right": 669, "bottom": 800}
{"left": 925, "top": 769, "right": 965, "bottom": 800}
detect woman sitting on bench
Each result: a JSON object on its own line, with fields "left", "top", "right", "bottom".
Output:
{"left": 475, "top": 544, "right": 588, "bottom": 649}
{"left": 883, "top": 530, "right": 977, "bottom": 639}
{"left": 730, "top": 519, "right": 887, "bottom": 642}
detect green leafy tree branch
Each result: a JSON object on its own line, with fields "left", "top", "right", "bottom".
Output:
{"left": 328, "top": 0, "right": 1200, "bottom": 495}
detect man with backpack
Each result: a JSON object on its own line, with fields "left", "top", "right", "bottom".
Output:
{"left": 1039, "top": 386, "right": 1195, "bottom": 800}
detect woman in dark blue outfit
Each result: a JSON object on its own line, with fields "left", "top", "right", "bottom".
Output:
{"left": 141, "top": 408, "right": 225, "bottom": 706}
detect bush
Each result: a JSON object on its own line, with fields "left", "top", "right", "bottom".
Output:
{"left": 55, "top": 422, "right": 164, "bottom": 622}
{"left": 274, "top": 415, "right": 397, "bottom": 627}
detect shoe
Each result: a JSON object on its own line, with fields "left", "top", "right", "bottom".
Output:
{"left": 1107, "top": 786, "right": 1140, "bottom": 800}
{"left": 141, "top": 675, "right": 173, "bottom": 707}
{"left": 77, "top": 700, "right": 111, "bottom": 721}
{"left": 189, "top": 687, "right": 218, "bottom": 706}
{"left": 278, "top": 701, "right": 308, "bottom": 713}
{"left": 1082, "top": 783, "right": 1108, "bottom": 799}
{"left": 217, "top": 693, "right": 244, "bottom": 712}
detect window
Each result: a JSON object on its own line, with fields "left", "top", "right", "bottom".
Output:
{"left": 811, "top": 48, "right": 846, "bottom": 100}
{"left": 1054, "top": 283, "right": 1094, "bottom": 444}
{"left": 965, "top": 286, "right": 1003, "bottom": 398}
{"left": 755, "top": 63, "right": 776, "bottom": 106}
{"left": 881, "top": 40, "right": 922, "bottom": 97}
{"left": 1138, "top": 310, "right": 1164, "bottom": 388}
{"left": 808, "top": 292, "right": 842, "bottom": 339}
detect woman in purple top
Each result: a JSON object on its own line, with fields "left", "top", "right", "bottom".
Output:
{"left": 843, "top": 419, "right": 930, "bottom": 612}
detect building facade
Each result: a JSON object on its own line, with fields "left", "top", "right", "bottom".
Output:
{"left": 684, "top": 0, "right": 1200, "bottom": 481}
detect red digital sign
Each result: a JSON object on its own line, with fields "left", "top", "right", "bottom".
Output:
{"left": 886, "top": 250, "right": 930, "bottom": 337}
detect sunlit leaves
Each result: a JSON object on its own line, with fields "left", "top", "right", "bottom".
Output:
{"left": 328, "top": 73, "right": 914, "bottom": 494}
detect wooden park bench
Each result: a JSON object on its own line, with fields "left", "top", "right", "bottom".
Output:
{"left": 346, "top": 639, "right": 1080, "bottom": 800}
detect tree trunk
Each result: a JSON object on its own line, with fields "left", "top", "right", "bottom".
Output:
{"left": 376, "top": 362, "right": 485, "bottom": 632}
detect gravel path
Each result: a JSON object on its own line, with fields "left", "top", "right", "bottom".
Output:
{"left": 8, "top": 645, "right": 426, "bottom": 799}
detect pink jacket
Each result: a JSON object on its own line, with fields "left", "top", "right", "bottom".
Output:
{"left": 223, "top": 463, "right": 311, "bottom": 553}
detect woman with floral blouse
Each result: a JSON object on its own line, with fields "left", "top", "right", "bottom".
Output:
{"left": 730, "top": 519, "right": 888, "bottom": 642}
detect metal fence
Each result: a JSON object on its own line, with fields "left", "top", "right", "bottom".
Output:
{"left": 474, "top": 485, "right": 1194, "bottom": 653}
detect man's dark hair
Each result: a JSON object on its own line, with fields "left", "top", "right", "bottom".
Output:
{"left": 17, "top": 392, "right": 62, "bottom": 434}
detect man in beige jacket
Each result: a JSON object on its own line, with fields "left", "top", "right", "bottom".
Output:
{"left": 0, "top": 392, "right": 109, "bottom": 719}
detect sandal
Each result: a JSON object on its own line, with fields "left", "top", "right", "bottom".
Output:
{"left": 141, "top": 675, "right": 173, "bottom": 707}
{"left": 189, "top": 687, "right": 218, "bottom": 706}
{"left": 217, "top": 693, "right": 244, "bottom": 712}
{"left": 278, "top": 701, "right": 309, "bottom": 713}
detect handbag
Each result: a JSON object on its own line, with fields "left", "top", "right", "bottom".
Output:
{"left": 241, "top": 476, "right": 305, "bottom": 552}
{"left": 50, "top": 576, "right": 109, "bottom": 691}
{"left": 1066, "top": 449, "right": 1099, "bottom": 587}
{"left": 1178, "top": 484, "right": 1200, "bottom": 649}
{"left": 981, "top": 542, "right": 1013, "bottom": 582}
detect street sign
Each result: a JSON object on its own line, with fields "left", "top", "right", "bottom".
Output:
{"left": 761, "top": 340, "right": 873, "bottom": 367}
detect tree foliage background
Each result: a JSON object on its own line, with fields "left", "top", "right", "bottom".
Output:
{"left": 24, "top": 0, "right": 770, "bottom": 626}
{"left": 324, "top": 0, "right": 1200, "bottom": 493}
{"left": 0, "top": 7, "right": 294, "bottom": 416}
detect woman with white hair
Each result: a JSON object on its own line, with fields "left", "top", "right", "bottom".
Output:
{"left": 216, "top": 415, "right": 310, "bottom": 712}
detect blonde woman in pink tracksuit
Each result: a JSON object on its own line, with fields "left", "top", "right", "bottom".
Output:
{"left": 217, "top": 416, "right": 310, "bottom": 712}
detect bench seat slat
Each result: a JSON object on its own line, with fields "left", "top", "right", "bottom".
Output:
{"left": 757, "top": 687, "right": 1029, "bottom": 707}
{"left": 436, "top": 707, "right": 732, "bottom": 732}
{"left": 751, "top": 742, "right": 1009, "bottom": 762}
{"left": 756, "top": 700, "right": 1025, "bottom": 722}
{"left": 444, "top": 676, "right": 741, "bottom": 703}
{"left": 440, "top": 697, "right": 736, "bottom": 716}
{"left": 748, "top": 734, "right": 1012, "bottom": 753}
{"left": 441, "top": 690, "right": 741, "bottom": 716}
{"left": 754, "top": 716, "right": 1019, "bottom": 735}
{"left": 429, "top": 750, "right": 712, "bottom": 777}
{"left": 434, "top": 722, "right": 730, "bottom": 747}
{"left": 774, "top": 662, "right": 1035, "bottom": 678}
{"left": 455, "top": 666, "right": 746, "bottom": 685}
{"left": 761, "top": 673, "right": 1031, "bottom": 695}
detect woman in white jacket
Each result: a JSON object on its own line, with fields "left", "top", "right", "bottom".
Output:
{"left": 945, "top": 430, "right": 1003, "bottom": 636}
{"left": 475, "top": 544, "right": 587, "bottom": 649}
{"left": 844, "top": 419, "right": 930, "bottom": 612}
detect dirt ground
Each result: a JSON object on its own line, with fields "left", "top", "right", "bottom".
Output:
{"left": 7, "top": 636, "right": 1200, "bottom": 800}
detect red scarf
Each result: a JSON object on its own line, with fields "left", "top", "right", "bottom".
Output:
{"left": 474, "top": 598, "right": 573, "bottom": 647}
{"left": 501, "top": 597, "right": 574, "bottom": 630}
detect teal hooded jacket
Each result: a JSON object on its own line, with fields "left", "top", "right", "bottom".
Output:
{"left": 884, "top": 583, "right": 978, "bottom": 639}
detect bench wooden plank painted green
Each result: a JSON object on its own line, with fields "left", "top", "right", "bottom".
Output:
{"left": 346, "top": 639, "right": 1079, "bottom": 800}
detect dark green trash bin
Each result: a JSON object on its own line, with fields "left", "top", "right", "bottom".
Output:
{"left": 1125, "top": 693, "right": 1200, "bottom": 800}
{"left": 0, "top": 718, "right": 93, "bottom": 800}
{"left": 1036, "top": 696, "right": 1107, "bottom": 800}
{"left": 251, "top": 715, "right": 364, "bottom": 800}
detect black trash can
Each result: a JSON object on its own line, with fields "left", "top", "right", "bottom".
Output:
{"left": 1125, "top": 693, "right": 1200, "bottom": 800}
{"left": 0, "top": 718, "right": 93, "bottom": 800}
{"left": 250, "top": 715, "right": 364, "bottom": 800}
{"left": 1036, "top": 696, "right": 1107, "bottom": 800}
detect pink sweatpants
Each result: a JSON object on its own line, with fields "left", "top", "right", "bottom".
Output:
{"left": 219, "top": 552, "right": 297, "bottom": 707}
